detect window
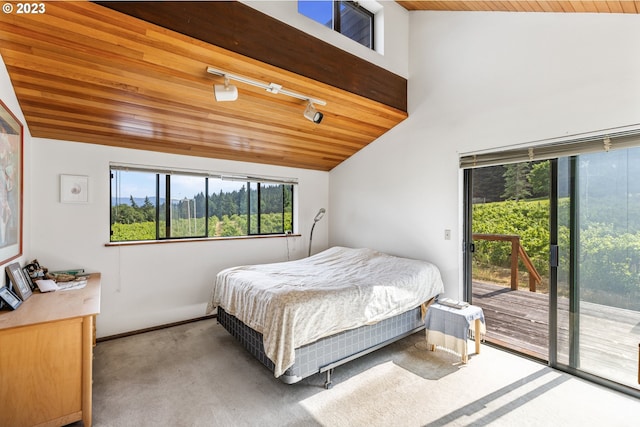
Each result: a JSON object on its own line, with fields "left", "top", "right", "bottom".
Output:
{"left": 110, "top": 166, "right": 295, "bottom": 242}
{"left": 298, "top": 1, "right": 375, "bottom": 49}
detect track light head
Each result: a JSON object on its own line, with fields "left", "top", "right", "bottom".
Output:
{"left": 303, "top": 102, "right": 323, "bottom": 124}
{"left": 213, "top": 77, "right": 238, "bottom": 102}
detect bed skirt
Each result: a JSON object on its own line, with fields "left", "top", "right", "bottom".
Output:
{"left": 217, "top": 306, "right": 425, "bottom": 385}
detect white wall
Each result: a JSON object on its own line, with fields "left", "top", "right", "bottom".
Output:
{"left": 28, "top": 139, "right": 328, "bottom": 337}
{"left": 0, "top": 55, "right": 31, "bottom": 287}
{"left": 329, "top": 11, "right": 640, "bottom": 299}
{"left": 243, "top": 0, "right": 409, "bottom": 78}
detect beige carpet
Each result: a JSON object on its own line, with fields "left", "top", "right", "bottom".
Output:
{"left": 88, "top": 318, "right": 638, "bottom": 426}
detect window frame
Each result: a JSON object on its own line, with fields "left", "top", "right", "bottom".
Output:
{"left": 334, "top": 1, "right": 375, "bottom": 50}
{"left": 109, "top": 165, "right": 296, "bottom": 243}
{"left": 299, "top": 0, "right": 375, "bottom": 50}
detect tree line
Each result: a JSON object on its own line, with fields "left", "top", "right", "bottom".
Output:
{"left": 473, "top": 161, "right": 550, "bottom": 203}
{"left": 111, "top": 184, "right": 292, "bottom": 225}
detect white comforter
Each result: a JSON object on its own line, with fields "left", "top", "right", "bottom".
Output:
{"left": 206, "top": 246, "right": 444, "bottom": 377}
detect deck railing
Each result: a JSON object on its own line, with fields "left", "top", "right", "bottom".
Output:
{"left": 472, "top": 233, "right": 542, "bottom": 292}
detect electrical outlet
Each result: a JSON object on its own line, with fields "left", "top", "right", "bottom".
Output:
{"left": 444, "top": 229, "right": 451, "bottom": 240}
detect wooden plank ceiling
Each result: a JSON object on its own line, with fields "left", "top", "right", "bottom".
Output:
{"left": 0, "top": 2, "right": 407, "bottom": 172}
{"left": 396, "top": 1, "right": 640, "bottom": 13}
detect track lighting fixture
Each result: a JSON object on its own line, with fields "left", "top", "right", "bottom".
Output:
{"left": 206, "top": 66, "right": 326, "bottom": 123}
{"left": 213, "top": 76, "right": 238, "bottom": 102}
{"left": 303, "top": 102, "right": 323, "bottom": 124}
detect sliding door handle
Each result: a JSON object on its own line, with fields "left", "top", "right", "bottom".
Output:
{"left": 550, "top": 244, "right": 559, "bottom": 268}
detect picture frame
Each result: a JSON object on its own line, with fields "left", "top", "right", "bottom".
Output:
{"left": 0, "top": 285, "right": 22, "bottom": 310}
{"left": 60, "top": 174, "right": 89, "bottom": 203}
{"left": 23, "top": 259, "right": 44, "bottom": 291}
{"left": 22, "top": 266, "right": 37, "bottom": 291}
{"left": 0, "top": 100, "right": 23, "bottom": 265}
{"left": 6, "top": 262, "right": 31, "bottom": 301}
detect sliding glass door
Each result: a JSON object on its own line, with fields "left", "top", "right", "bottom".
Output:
{"left": 556, "top": 149, "right": 640, "bottom": 391}
{"left": 465, "top": 146, "right": 640, "bottom": 395}
{"left": 468, "top": 162, "right": 550, "bottom": 361}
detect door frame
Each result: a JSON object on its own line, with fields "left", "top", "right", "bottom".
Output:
{"left": 463, "top": 168, "right": 473, "bottom": 303}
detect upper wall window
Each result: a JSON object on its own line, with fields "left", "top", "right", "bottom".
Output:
{"left": 298, "top": 1, "right": 375, "bottom": 50}
{"left": 110, "top": 165, "right": 295, "bottom": 242}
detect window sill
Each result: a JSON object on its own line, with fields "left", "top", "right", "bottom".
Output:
{"left": 104, "top": 233, "right": 302, "bottom": 247}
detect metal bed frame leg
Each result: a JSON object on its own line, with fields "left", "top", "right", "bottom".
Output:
{"left": 317, "top": 324, "right": 426, "bottom": 390}
{"left": 324, "top": 369, "right": 334, "bottom": 389}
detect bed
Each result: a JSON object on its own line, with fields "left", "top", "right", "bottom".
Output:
{"left": 206, "top": 246, "right": 444, "bottom": 387}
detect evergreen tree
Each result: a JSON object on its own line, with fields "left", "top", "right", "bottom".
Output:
{"left": 502, "top": 163, "right": 532, "bottom": 201}
{"left": 529, "top": 161, "right": 550, "bottom": 199}
{"left": 473, "top": 165, "right": 506, "bottom": 203}
{"left": 238, "top": 185, "right": 247, "bottom": 215}
{"left": 194, "top": 192, "right": 205, "bottom": 218}
{"left": 141, "top": 197, "right": 155, "bottom": 221}
{"left": 112, "top": 203, "right": 143, "bottom": 224}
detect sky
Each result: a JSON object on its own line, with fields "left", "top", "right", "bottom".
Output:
{"left": 112, "top": 171, "right": 246, "bottom": 203}
{"left": 298, "top": 0, "right": 333, "bottom": 28}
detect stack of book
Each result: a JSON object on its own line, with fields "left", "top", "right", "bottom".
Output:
{"left": 437, "top": 297, "right": 469, "bottom": 309}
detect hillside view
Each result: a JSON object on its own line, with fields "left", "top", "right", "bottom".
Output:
{"left": 110, "top": 180, "right": 293, "bottom": 240}
{"left": 473, "top": 154, "right": 640, "bottom": 311}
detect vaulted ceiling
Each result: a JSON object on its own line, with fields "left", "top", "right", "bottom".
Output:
{"left": 0, "top": 1, "right": 406, "bottom": 172}
{"left": 2, "top": 2, "right": 637, "bottom": 173}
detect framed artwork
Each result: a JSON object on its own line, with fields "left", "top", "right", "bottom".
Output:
{"left": 6, "top": 261, "right": 31, "bottom": 301}
{"left": 0, "top": 100, "right": 23, "bottom": 265}
{"left": 0, "top": 286, "right": 21, "bottom": 310}
{"left": 60, "top": 174, "right": 89, "bottom": 203}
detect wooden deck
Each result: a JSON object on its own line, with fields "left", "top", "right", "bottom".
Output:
{"left": 472, "top": 281, "right": 640, "bottom": 390}
{"left": 472, "top": 281, "right": 550, "bottom": 359}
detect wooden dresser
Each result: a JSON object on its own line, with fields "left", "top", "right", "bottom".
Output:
{"left": 0, "top": 273, "right": 101, "bottom": 427}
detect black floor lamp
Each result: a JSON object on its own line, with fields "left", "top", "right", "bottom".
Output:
{"left": 308, "top": 208, "right": 326, "bottom": 257}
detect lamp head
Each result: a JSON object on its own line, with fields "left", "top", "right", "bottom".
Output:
{"left": 304, "top": 102, "right": 323, "bottom": 124}
{"left": 214, "top": 77, "right": 238, "bottom": 102}
{"left": 314, "top": 208, "right": 326, "bottom": 222}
